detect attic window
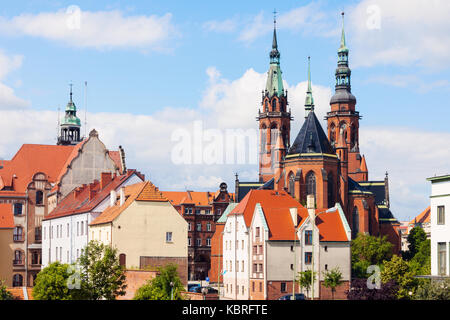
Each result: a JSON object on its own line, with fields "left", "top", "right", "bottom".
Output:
{"left": 36, "top": 190, "right": 43, "bottom": 205}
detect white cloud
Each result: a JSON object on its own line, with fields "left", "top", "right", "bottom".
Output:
{"left": 0, "top": 50, "right": 30, "bottom": 109}
{"left": 203, "top": 18, "right": 237, "bottom": 33}
{"left": 0, "top": 9, "right": 177, "bottom": 50}
{"left": 348, "top": 0, "right": 450, "bottom": 68}
{"left": 0, "top": 67, "right": 443, "bottom": 220}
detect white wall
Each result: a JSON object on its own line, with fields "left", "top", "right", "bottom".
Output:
{"left": 430, "top": 178, "right": 450, "bottom": 276}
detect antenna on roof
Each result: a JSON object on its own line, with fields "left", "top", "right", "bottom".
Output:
{"left": 57, "top": 106, "right": 60, "bottom": 142}
{"left": 84, "top": 81, "right": 87, "bottom": 139}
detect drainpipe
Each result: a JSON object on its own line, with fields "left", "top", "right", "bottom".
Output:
{"left": 25, "top": 189, "right": 29, "bottom": 287}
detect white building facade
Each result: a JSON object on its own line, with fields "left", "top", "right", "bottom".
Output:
{"left": 428, "top": 175, "right": 450, "bottom": 276}
{"left": 42, "top": 172, "right": 142, "bottom": 268}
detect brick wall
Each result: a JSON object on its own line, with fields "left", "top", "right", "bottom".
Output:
{"left": 118, "top": 270, "right": 158, "bottom": 300}
{"left": 266, "top": 280, "right": 300, "bottom": 300}
{"left": 140, "top": 256, "right": 188, "bottom": 286}
{"left": 319, "top": 280, "right": 349, "bottom": 300}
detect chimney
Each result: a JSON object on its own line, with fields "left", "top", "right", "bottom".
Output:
{"left": 89, "top": 183, "right": 97, "bottom": 201}
{"left": 110, "top": 190, "right": 117, "bottom": 207}
{"left": 120, "top": 187, "right": 125, "bottom": 206}
{"left": 100, "top": 172, "right": 113, "bottom": 190}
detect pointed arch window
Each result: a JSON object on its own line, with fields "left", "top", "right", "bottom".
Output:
{"left": 272, "top": 98, "right": 277, "bottom": 112}
{"left": 352, "top": 207, "right": 359, "bottom": 238}
{"left": 306, "top": 171, "right": 316, "bottom": 200}
{"left": 288, "top": 173, "right": 295, "bottom": 197}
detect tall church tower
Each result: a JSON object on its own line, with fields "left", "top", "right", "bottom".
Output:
{"left": 326, "top": 13, "right": 367, "bottom": 182}
{"left": 57, "top": 84, "right": 82, "bottom": 146}
{"left": 258, "top": 16, "right": 292, "bottom": 182}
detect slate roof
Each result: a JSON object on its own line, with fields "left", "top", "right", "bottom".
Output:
{"left": 235, "top": 181, "right": 264, "bottom": 202}
{"left": 287, "top": 111, "right": 334, "bottom": 156}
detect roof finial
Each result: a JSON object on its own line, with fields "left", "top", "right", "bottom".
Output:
{"left": 69, "top": 81, "right": 73, "bottom": 102}
{"left": 340, "top": 11, "right": 346, "bottom": 49}
{"left": 305, "top": 56, "right": 314, "bottom": 117}
{"left": 272, "top": 9, "right": 278, "bottom": 50}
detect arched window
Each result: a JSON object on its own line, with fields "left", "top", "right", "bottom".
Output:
{"left": 272, "top": 98, "right": 277, "bottom": 111}
{"left": 36, "top": 190, "right": 43, "bottom": 205}
{"left": 350, "top": 124, "right": 357, "bottom": 149}
{"left": 264, "top": 100, "right": 269, "bottom": 112}
{"left": 13, "top": 274, "right": 23, "bottom": 287}
{"left": 306, "top": 171, "right": 316, "bottom": 200}
{"left": 340, "top": 122, "right": 347, "bottom": 143}
{"left": 330, "top": 123, "right": 336, "bottom": 146}
{"left": 288, "top": 173, "right": 295, "bottom": 197}
{"left": 352, "top": 207, "right": 359, "bottom": 238}
{"left": 327, "top": 173, "right": 334, "bottom": 208}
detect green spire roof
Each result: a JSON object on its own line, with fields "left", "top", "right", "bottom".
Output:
{"left": 265, "top": 17, "right": 284, "bottom": 97}
{"left": 304, "top": 56, "right": 314, "bottom": 116}
{"left": 61, "top": 84, "right": 81, "bottom": 126}
{"left": 338, "top": 12, "right": 349, "bottom": 53}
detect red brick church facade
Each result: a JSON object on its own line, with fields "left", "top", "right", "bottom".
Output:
{"left": 239, "top": 14, "right": 401, "bottom": 253}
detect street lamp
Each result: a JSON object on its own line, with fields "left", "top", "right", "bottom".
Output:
{"left": 170, "top": 281, "right": 174, "bottom": 300}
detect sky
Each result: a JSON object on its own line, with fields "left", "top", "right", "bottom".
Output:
{"left": 0, "top": 0, "right": 449, "bottom": 222}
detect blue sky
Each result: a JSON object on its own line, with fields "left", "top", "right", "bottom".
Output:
{"left": 0, "top": 0, "right": 449, "bottom": 221}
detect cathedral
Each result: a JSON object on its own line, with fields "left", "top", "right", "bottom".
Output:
{"left": 235, "top": 14, "right": 401, "bottom": 253}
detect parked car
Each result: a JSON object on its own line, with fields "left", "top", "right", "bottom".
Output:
{"left": 188, "top": 284, "right": 201, "bottom": 292}
{"left": 278, "top": 293, "right": 305, "bottom": 300}
{"left": 194, "top": 286, "right": 218, "bottom": 294}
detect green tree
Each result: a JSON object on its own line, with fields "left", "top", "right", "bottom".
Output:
{"left": 32, "top": 262, "right": 84, "bottom": 300}
{"left": 296, "top": 270, "right": 316, "bottom": 299}
{"left": 0, "top": 280, "right": 13, "bottom": 300}
{"left": 409, "top": 239, "right": 431, "bottom": 275}
{"left": 78, "top": 241, "right": 127, "bottom": 300}
{"left": 133, "top": 264, "right": 184, "bottom": 300}
{"left": 381, "top": 255, "right": 418, "bottom": 299}
{"left": 405, "top": 226, "right": 427, "bottom": 260}
{"left": 415, "top": 279, "right": 450, "bottom": 300}
{"left": 323, "top": 267, "right": 343, "bottom": 300}
{"left": 351, "top": 233, "right": 393, "bottom": 278}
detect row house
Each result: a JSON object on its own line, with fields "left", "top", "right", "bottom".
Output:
{"left": 0, "top": 204, "right": 14, "bottom": 286}
{"left": 42, "top": 170, "right": 144, "bottom": 267}
{"left": 427, "top": 174, "right": 450, "bottom": 277}
{"left": 221, "top": 190, "right": 351, "bottom": 300}
{"left": 0, "top": 129, "right": 125, "bottom": 286}
{"left": 89, "top": 181, "right": 188, "bottom": 285}
{"left": 162, "top": 183, "right": 233, "bottom": 281}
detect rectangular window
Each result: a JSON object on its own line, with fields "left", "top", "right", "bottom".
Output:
{"left": 188, "top": 222, "right": 192, "bottom": 231}
{"left": 188, "top": 237, "right": 191, "bottom": 246}
{"left": 253, "top": 246, "right": 257, "bottom": 255}
{"left": 305, "top": 230, "right": 313, "bottom": 245}
{"left": 241, "top": 260, "right": 244, "bottom": 272}
{"left": 13, "top": 203, "right": 22, "bottom": 216}
{"left": 195, "top": 209, "right": 201, "bottom": 215}
{"left": 241, "top": 285, "right": 244, "bottom": 295}
{"left": 252, "top": 281, "right": 255, "bottom": 292}
{"left": 258, "top": 245, "right": 263, "bottom": 254}
{"left": 166, "top": 232, "right": 173, "bottom": 242}
{"left": 81, "top": 221, "right": 84, "bottom": 236}
{"left": 67, "top": 223, "right": 69, "bottom": 238}
{"left": 242, "top": 240, "right": 244, "bottom": 250}
{"left": 305, "top": 252, "right": 312, "bottom": 264}
{"left": 196, "top": 238, "right": 202, "bottom": 247}
{"left": 206, "top": 238, "right": 211, "bottom": 246}
{"left": 438, "top": 206, "right": 445, "bottom": 225}
{"left": 258, "top": 264, "right": 263, "bottom": 273}
{"left": 281, "top": 282, "right": 287, "bottom": 292}
{"left": 438, "top": 242, "right": 447, "bottom": 276}
{"left": 196, "top": 223, "right": 202, "bottom": 231}
{"left": 253, "top": 263, "right": 257, "bottom": 273}
{"left": 255, "top": 227, "right": 260, "bottom": 237}
{"left": 77, "top": 222, "right": 79, "bottom": 236}
{"left": 205, "top": 209, "right": 210, "bottom": 215}
{"left": 207, "top": 223, "right": 211, "bottom": 231}
{"left": 259, "top": 282, "right": 262, "bottom": 292}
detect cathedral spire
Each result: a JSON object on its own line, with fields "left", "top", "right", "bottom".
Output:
{"left": 339, "top": 12, "right": 348, "bottom": 54}
{"left": 265, "top": 9, "right": 284, "bottom": 98}
{"left": 305, "top": 56, "right": 314, "bottom": 117}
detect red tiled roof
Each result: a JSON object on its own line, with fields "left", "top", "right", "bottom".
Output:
{"left": 230, "top": 190, "right": 349, "bottom": 242}
{"left": 230, "top": 190, "right": 309, "bottom": 241}
{"left": 90, "top": 181, "right": 168, "bottom": 226}
{"left": 162, "top": 190, "right": 235, "bottom": 207}
{"left": 0, "top": 144, "right": 77, "bottom": 194}
{"left": 7, "top": 287, "right": 33, "bottom": 300}
{"left": 108, "top": 151, "right": 123, "bottom": 173}
{"left": 44, "top": 169, "right": 141, "bottom": 221}
{"left": 0, "top": 203, "right": 14, "bottom": 229}
{"left": 409, "top": 206, "right": 430, "bottom": 225}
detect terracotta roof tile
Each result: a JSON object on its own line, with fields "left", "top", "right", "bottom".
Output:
{"left": 44, "top": 170, "right": 140, "bottom": 221}
{"left": 0, "top": 203, "right": 14, "bottom": 228}
{"left": 409, "top": 206, "right": 430, "bottom": 225}
{"left": 90, "top": 181, "right": 169, "bottom": 226}
{"left": 7, "top": 287, "right": 33, "bottom": 300}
